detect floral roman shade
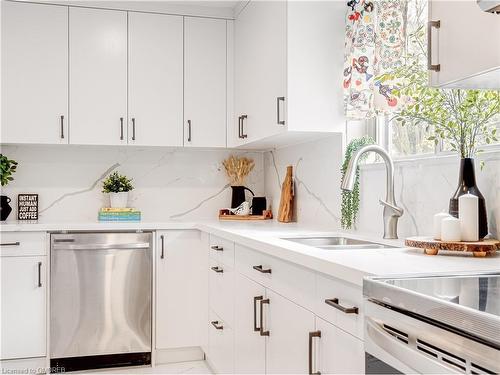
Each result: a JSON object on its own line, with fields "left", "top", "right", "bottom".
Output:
{"left": 343, "top": 0, "right": 407, "bottom": 119}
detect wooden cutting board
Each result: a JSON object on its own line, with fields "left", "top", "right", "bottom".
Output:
{"left": 405, "top": 236, "right": 500, "bottom": 257}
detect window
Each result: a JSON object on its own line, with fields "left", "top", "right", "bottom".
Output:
{"left": 346, "top": 0, "right": 500, "bottom": 159}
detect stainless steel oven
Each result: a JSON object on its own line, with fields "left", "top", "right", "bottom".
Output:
{"left": 363, "top": 273, "right": 500, "bottom": 374}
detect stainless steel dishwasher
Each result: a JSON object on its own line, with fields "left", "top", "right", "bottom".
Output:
{"left": 50, "top": 232, "right": 152, "bottom": 372}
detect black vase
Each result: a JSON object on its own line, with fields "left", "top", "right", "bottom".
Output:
{"left": 230, "top": 186, "right": 254, "bottom": 209}
{"left": 0, "top": 195, "right": 13, "bottom": 221}
{"left": 449, "top": 158, "right": 488, "bottom": 239}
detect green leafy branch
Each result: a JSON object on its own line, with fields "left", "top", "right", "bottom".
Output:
{"left": 341, "top": 136, "right": 374, "bottom": 230}
{"left": 0, "top": 154, "right": 18, "bottom": 187}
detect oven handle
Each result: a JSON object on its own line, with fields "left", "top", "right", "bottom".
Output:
{"left": 52, "top": 243, "right": 150, "bottom": 250}
{"left": 365, "top": 317, "right": 460, "bottom": 374}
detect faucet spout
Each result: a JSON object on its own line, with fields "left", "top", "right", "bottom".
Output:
{"left": 341, "top": 144, "right": 403, "bottom": 239}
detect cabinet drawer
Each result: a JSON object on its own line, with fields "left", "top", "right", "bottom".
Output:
{"left": 0, "top": 232, "right": 46, "bottom": 257}
{"left": 209, "top": 259, "right": 234, "bottom": 326}
{"left": 315, "top": 273, "right": 364, "bottom": 339}
{"left": 209, "top": 235, "right": 234, "bottom": 267}
{"left": 208, "top": 309, "right": 234, "bottom": 374}
{"left": 235, "top": 244, "right": 315, "bottom": 311}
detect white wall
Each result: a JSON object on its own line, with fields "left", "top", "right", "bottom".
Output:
{"left": 0, "top": 145, "right": 264, "bottom": 222}
{"left": 264, "top": 136, "right": 500, "bottom": 239}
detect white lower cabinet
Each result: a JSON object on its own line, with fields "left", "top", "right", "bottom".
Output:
{"left": 208, "top": 310, "right": 234, "bottom": 374}
{"left": 234, "top": 274, "right": 266, "bottom": 374}
{"left": 0, "top": 256, "right": 46, "bottom": 360}
{"left": 316, "top": 317, "right": 365, "bottom": 375}
{"left": 156, "top": 230, "right": 208, "bottom": 352}
{"left": 266, "top": 289, "right": 316, "bottom": 374}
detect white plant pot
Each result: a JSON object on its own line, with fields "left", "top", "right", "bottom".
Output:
{"left": 109, "top": 192, "right": 129, "bottom": 208}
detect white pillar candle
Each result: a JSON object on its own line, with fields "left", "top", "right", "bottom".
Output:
{"left": 433, "top": 212, "right": 452, "bottom": 240}
{"left": 459, "top": 193, "right": 479, "bottom": 242}
{"left": 441, "top": 217, "right": 461, "bottom": 242}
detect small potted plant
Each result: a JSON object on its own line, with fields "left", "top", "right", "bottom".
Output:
{"left": 0, "top": 154, "right": 18, "bottom": 221}
{"left": 102, "top": 172, "right": 134, "bottom": 208}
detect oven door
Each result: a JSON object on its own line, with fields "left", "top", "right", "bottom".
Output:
{"left": 364, "top": 301, "right": 499, "bottom": 375}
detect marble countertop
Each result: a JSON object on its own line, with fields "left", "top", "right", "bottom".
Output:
{"left": 2, "top": 219, "right": 499, "bottom": 286}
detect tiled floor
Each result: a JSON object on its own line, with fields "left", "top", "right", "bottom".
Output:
{"left": 90, "top": 361, "right": 212, "bottom": 374}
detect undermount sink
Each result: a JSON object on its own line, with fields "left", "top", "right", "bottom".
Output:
{"left": 281, "top": 236, "right": 394, "bottom": 250}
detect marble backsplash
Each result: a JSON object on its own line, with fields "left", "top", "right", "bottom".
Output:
{"left": 264, "top": 136, "right": 500, "bottom": 239}
{"left": 0, "top": 145, "right": 264, "bottom": 222}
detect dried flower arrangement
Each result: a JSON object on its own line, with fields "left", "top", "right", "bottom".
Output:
{"left": 222, "top": 155, "right": 255, "bottom": 186}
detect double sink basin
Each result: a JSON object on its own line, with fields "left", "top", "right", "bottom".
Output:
{"left": 281, "top": 236, "right": 394, "bottom": 250}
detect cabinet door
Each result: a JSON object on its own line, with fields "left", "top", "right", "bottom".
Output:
{"left": 128, "top": 13, "right": 183, "bottom": 146}
{"left": 316, "top": 317, "right": 365, "bottom": 375}
{"left": 69, "top": 7, "right": 127, "bottom": 145}
{"left": 1, "top": 257, "right": 46, "bottom": 360}
{"left": 156, "top": 230, "right": 207, "bottom": 350}
{"left": 208, "top": 309, "right": 234, "bottom": 374}
{"left": 234, "top": 274, "right": 266, "bottom": 374}
{"left": 1, "top": 1, "right": 68, "bottom": 144}
{"left": 233, "top": 1, "right": 287, "bottom": 146}
{"left": 266, "top": 289, "right": 315, "bottom": 374}
{"left": 429, "top": 0, "right": 500, "bottom": 88}
{"left": 184, "top": 17, "right": 227, "bottom": 148}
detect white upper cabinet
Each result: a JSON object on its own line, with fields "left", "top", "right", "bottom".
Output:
{"left": 1, "top": 1, "right": 68, "bottom": 144}
{"left": 69, "top": 7, "right": 127, "bottom": 145}
{"left": 231, "top": 0, "right": 346, "bottom": 148}
{"left": 429, "top": 0, "right": 500, "bottom": 88}
{"left": 184, "top": 17, "right": 227, "bottom": 148}
{"left": 233, "top": 0, "right": 287, "bottom": 147}
{"left": 128, "top": 13, "right": 183, "bottom": 146}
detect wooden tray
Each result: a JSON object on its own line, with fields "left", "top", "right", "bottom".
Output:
{"left": 219, "top": 210, "right": 273, "bottom": 221}
{"left": 405, "top": 236, "right": 500, "bottom": 257}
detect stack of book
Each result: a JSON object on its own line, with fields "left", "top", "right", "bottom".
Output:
{"left": 98, "top": 208, "right": 141, "bottom": 222}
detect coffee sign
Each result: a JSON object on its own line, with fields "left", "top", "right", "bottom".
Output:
{"left": 18, "top": 194, "right": 39, "bottom": 220}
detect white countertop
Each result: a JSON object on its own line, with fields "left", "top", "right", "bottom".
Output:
{"left": 2, "top": 219, "right": 499, "bottom": 286}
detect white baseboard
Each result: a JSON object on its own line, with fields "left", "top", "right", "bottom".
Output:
{"left": 154, "top": 346, "right": 205, "bottom": 365}
{"left": 0, "top": 357, "right": 48, "bottom": 374}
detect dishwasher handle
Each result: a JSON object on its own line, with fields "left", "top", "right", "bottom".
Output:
{"left": 52, "top": 242, "right": 150, "bottom": 251}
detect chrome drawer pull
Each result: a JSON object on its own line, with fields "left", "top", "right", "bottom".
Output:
{"left": 325, "top": 298, "right": 358, "bottom": 314}
{"left": 0, "top": 242, "right": 20, "bottom": 246}
{"left": 211, "top": 320, "right": 223, "bottom": 330}
{"left": 37, "top": 262, "right": 42, "bottom": 287}
{"left": 309, "top": 330, "right": 321, "bottom": 375}
{"left": 253, "top": 265, "right": 272, "bottom": 274}
{"left": 211, "top": 245, "right": 224, "bottom": 252}
{"left": 254, "top": 295, "right": 263, "bottom": 332}
{"left": 211, "top": 266, "right": 223, "bottom": 274}
{"left": 260, "top": 298, "right": 270, "bottom": 336}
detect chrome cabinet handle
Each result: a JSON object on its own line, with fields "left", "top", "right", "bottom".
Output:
{"left": 160, "top": 235, "right": 165, "bottom": 259}
{"left": 211, "top": 320, "right": 223, "bottom": 330}
{"left": 325, "top": 298, "right": 359, "bottom": 314}
{"left": 240, "top": 115, "right": 248, "bottom": 139}
{"left": 253, "top": 296, "right": 263, "bottom": 332}
{"left": 238, "top": 116, "right": 242, "bottom": 138}
{"left": 276, "top": 97, "right": 285, "bottom": 125}
{"left": 60, "top": 115, "right": 65, "bottom": 139}
{"left": 0, "top": 242, "right": 20, "bottom": 246}
{"left": 120, "top": 117, "right": 124, "bottom": 140}
{"left": 309, "top": 331, "right": 321, "bottom": 375}
{"left": 37, "top": 261, "right": 42, "bottom": 287}
{"left": 211, "top": 266, "right": 223, "bottom": 273}
{"left": 253, "top": 265, "right": 272, "bottom": 274}
{"left": 210, "top": 245, "right": 223, "bottom": 252}
{"left": 259, "top": 298, "right": 270, "bottom": 336}
{"left": 427, "top": 20, "right": 441, "bottom": 72}
{"left": 187, "top": 120, "right": 192, "bottom": 142}
{"left": 132, "top": 118, "right": 136, "bottom": 141}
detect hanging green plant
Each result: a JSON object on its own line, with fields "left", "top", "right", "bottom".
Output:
{"left": 341, "top": 136, "right": 374, "bottom": 230}
{"left": 0, "top": 154, "right": 18, "bottom": 187}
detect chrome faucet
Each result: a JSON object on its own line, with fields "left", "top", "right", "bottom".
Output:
{"left": 341, "top": 144, "right": 404, "bottom": 239}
